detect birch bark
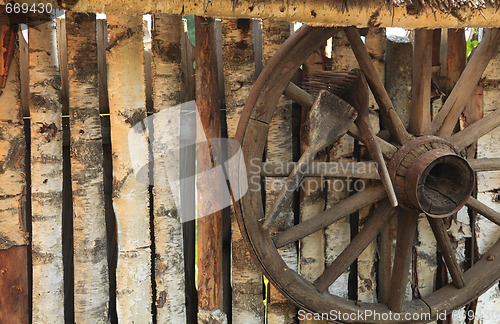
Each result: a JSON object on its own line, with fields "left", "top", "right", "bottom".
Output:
{"left": 29, "top": 12, "right": 64, "bottom": 323}
{"left": 107, "top": 14, "right": 152, "bottom": 323}
{"left": 222, "top": 18, "right": 265, "bottom": 324}
{"left": 150, "top": 14, "right": 187, "bottom": 323}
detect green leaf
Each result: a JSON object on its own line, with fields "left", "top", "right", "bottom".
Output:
{"left": 467, "top": 40, "right": 479, "bottom": 58}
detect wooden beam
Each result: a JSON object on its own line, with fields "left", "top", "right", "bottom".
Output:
{"left": 195, "top": 16, "right": 226, "bottom": 323}
{"left": 3, "top": 1, "right": 500, "bottom": 28}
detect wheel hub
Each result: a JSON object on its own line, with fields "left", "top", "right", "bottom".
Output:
{"left": 389, "top": 136, "right": 474, "bottom": 218}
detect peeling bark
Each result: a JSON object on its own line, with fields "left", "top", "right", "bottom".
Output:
{"left": 28, "top": 12, "right": 64, "bottom": 323}
{"left": 107, "top": 14, "right": 152, "bottom": 323}
{"left": 262, "top": 19, "right": 297, "bottom": 323}
{"left": 151, "top": 14, "right": 187, "bottom": 323}
{"left": 222, "top": 18, "right": 264, "bottom": 324}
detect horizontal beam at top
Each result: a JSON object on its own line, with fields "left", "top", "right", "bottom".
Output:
{"left": 1, "top": 0, "right": 500, "bottom": 28}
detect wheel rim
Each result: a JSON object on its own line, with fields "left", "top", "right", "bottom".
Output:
{"left": 234, "top": 25, "right": 500, "bottom": 323}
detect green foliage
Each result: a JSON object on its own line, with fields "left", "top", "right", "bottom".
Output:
{"left": 184, "top": 15, "right": 196, "bottom": 46}
{"left": 467, "top": 40, "right": 479, "bottom": 58}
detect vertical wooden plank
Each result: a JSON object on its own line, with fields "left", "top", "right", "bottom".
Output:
{"left": 222, "top": 18, "right": 264, "bottom": 323}
{"left": 180, "top": 17, "right": 198, "bottom": 324}
{"left": 195, "top": 16, "right": 227, "bottom": 323}
{"left": 300, "top": 38, "right": 327, "bottom": 324}
{"left": 106, "top": 14, "right": 152, "bottom": 323}
{"left": 262, "top": 19, "right": 297, "bottom": 324}
{"left": 325, "top": 30, "right": 356, "bottom": 299}
{"left": 474, "top": 43, "right": 500, "bottom": 323}
{"left": 66, "top": 12, "right": 110, "bottom": 323}
{"left": 0, "top": 29, "right": 29, "bottom": 324}
{"left": 28, "top": 12, "right": 64, "bottom": 323}
{"left": 150, "top": 14, "right": 187, "bottom": 323}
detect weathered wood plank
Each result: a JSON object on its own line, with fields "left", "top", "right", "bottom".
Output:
{"left": 150, "top": 14, "right": 187, "bottom": 323}
{"left": 195, "top": 16, "right": 227, "bottom": 323}
{"left": 3, "top": 0, "right": 500, "bottom": 29}
{"left": 222, "top": 18, "right": 264, "bottom": 324}
{"left": 107, "top": 14, "right": 151, "bottom": 323}
{"left": 0, "top": 32, "right": 29, "bottom": 324}
{"left": 28, "top": 12, "right": 64, "bottom": 323}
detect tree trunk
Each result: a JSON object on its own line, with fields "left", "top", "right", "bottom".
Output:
{"left": 474, "top": 40, "right": 500, "bottom": 323}
{"left": 66, "top": 12, "right": 110, "bottom": 323}
{"left": 107, "top": 14, "right": 152, "bottom": 323}
{"left": 28, "top": 12, "right": 64, "bottom": 323}
{"left": 262, "top": 19, "right": 297, "bottom": 324}
{"left": 195, "top": 16, "right": 226, "bottom": 324}
{"left": 300, "top": 37, "right": 328, "bottom": 324}
{"left": 150, "top": 14, "right": 187, "bottom": 323}
{"left": 325, "top": 30, "right": 356, "bottom": 299}
{"left": 222, "top": 18, "right": 264, "bottom": 324}
{"left": 0, "top": 36, "right": 29, "bottom": 324}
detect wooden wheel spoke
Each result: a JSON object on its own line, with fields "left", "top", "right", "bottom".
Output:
{"left": 261, "top": 161, "right": 380, "bottom": 179}
{"left": 427, "top": 217, "right": 466, "bottom": 289}
{"left": 273, "top": 185, "right": 387, "bottom": 248}
{"left": 468, "top": 158, "right": 500, "bottom": 172}
{"left": 409, "top": 29, "right": 433, "bottom": 136}
{"left": 432, "top": 29, "right": 500, "bottom": 137}
{"left": 450, "top": 108, "right": 500, "bottom": 151}
{"left": 263, "top": 150, "right": 314, "bottom": 229}
{"left": 314, "top": 199, "right": 396, "bottom": 292}
{"left": 466, "top": 196, "right": 500, "bottom": 226}
{"left": 387, "top": 209, "right": 419, "bottom": 313}
{"left": 344, "top": 27, "right": 412, "bottom": 145}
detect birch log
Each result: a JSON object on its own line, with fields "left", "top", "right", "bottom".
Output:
{"left": 222, "top": 18, "right": 264, "bottom": 323}
{"left": 107, "top": 15, "right": 152, "bottom": 323}
{"left": 262, "top": 19, "right": 297, "bottom": 323}
{"left": 150, "top": 14, "right": 187, "bottom": 323}
{"left": 474, "top": 45, "right": 500, "bottom": 323}
{"left": 28, "top": 12, "right": 64, "bottom": 323}
{"left": 300, "top": 40, "right": 327, "bottom": 324}
{"left": 325, "top": 30, "right": 356, "bottom": 298}
{"left": 357, "top": 28, "right": 385, "bottom": 304}
{"left": 0, "top": 42, "right": 29, "bottom": 323}
{"left": 66, "top": 12, "right": 110, "bottom": 323}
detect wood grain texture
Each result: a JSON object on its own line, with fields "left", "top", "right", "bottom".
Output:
{"left": 28, "top": 12, "right": 64, "bottom": 323}
{"left": 107, "top": 14, "right": 151, "bottom": 323}
{"left": 221, "top": 18, "right": 264, "bottom": 324}
{"left": 195, "top": 16, "right": 227, "bottom": 323}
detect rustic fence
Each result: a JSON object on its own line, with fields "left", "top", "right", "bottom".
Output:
{"left": 1, "top": 9, "right": 499, "bottom": 324}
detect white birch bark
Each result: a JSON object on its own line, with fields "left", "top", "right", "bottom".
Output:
{"left": 28, "top": 12, "right": 64, "bottom": 323}
{"left": 221, "top": 18, "right": 265, "bottom": 324}
{"left": 325, "top": 31, "right": 357, "bottom": 298}
{"left": 262, "top": 19, "right": 297, "bottom": 323}
{"left": 0, "top": 45, "right": 27, "bottom": 249}
{"left": 66, "top": 12, "right": 110, "bottom": 323}
{"left": 474, "top": 45, "right": 500, "bottom": 323}
{"left": 106, "top": 14, "right": 152, "bottom": 323}
{"left": 357, "top": 28, "right": 385, "bottom": 303}
{"left": 150, "top": 14, "right": 187, "bottom": 323}
{"left": 300, "top": 41, "right": 327, "bottom": 324}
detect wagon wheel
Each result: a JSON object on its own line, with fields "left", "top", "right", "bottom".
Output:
{"left": 234, "top": 25, "right": 500, "bottom": 322}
